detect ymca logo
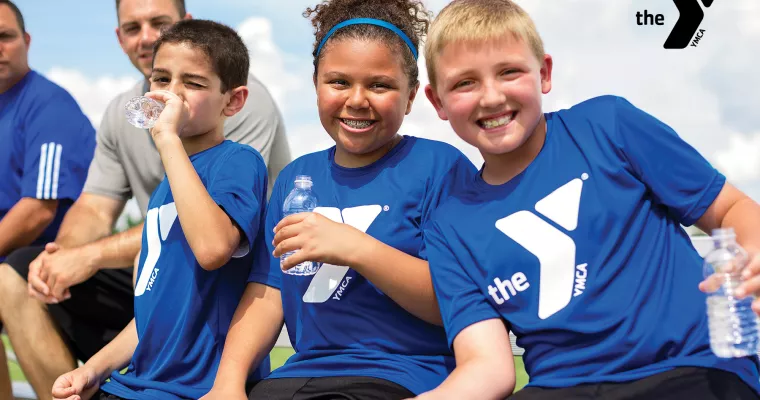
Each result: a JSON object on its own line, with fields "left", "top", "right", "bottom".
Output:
{"left": 135, "top": 203, "right": 177, "bottom": 296}
{"left": 665, "top": 0, "right": 713, "bottom": 49}
{"left": 494, "top": 174, "right": 589, "bottom": 320}
{"left": 302, "top": 205, "right": 383, "bottom": 303}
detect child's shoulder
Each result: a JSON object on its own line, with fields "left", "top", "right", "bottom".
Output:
{"left": 404, "top": 136, "right": 473, "bottom": 170}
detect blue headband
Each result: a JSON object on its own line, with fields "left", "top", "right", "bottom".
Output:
{"left": 316, "top": 18, "right": 418, "bottom": 60}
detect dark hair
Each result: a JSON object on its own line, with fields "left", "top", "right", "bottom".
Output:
{"left": 153, "top": 19, "right": 249, "bottom": 93}
{"left": 115, "top": 0, "right": 186, "bottom": 19}
{"left": 0, "top": 0, "right": 25, "bottom": 33}
{"left": 304, "top": 0, "right": 430, "bottom": 87}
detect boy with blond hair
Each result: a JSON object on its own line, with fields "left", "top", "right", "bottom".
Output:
{"left": 418, "top": 0, "right": 760, "bottom": 399}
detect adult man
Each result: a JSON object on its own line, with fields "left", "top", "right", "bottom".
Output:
{"left": 0, "top": 0, "right": 291, "bottom": 398}
{"left": 0, "top": 1, "right": 96, "bottom": 397}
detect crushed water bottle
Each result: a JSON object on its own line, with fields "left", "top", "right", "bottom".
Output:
{"left": 281, "top": 175, "right": 320, "bottom": 276}
{"left": 125, "top": 96, "right": 165, "bottom": 129}
{"left": 703, "top": 228, "right": 760, "bottom": 358}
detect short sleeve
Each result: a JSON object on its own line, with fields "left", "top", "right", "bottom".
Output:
{"left": 82, "top": 99, "right": 133, "bottom": 201}
{"left": 426, "top": 220, "right": 501, "bottom": 348}
{"left": 614, "top": 97, "right": 725, "bottom": 225}
{"left": 247, "top": 171, "right": 287, "bottom": 289}
{"left": 207, "top": 147, "right": 268, "bottom": 258}
{"left": 418, "top": 153, "right": 477, "bottom": 260}
{"left": 21, "top": 95, "right": 95, "bottom": 201}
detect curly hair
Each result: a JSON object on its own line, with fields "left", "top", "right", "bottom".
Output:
{"left": 304, "top": 0, "right": 430, "bottom": 87}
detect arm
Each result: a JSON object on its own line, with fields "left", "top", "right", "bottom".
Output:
{"left": 0, "top": 198, "right": 57, "bottom": 256}
{"left": 695, "top": 182, "right": 760, "bottom": 254}
{"left": 416, "top": 319, "right": 515, "bottom": 400}
{"left": 206, "top": 283, "right": 284, "bottom": 397}
{"left": 54, "top": 193, "right": 126, "bottom": 248}
{"left": 146, "top": 90, "right": 243, "bottom": 271}
{"left": 348, "top": 235, "right": 442, "bottom": 325}
{"left": 274, "top": 213, "right": 442, "bottom": 325}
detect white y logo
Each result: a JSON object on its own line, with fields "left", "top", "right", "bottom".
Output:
{"left": 494, "top": 174, "right": 588, "bottom": 319}
{"left": 135, "top": 203, "right": 178, "bottom": 296}
{"left": 302, "top": 205, "right": 382, "bottom": 303}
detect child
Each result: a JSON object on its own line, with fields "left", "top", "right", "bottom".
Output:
{"left": 51, "top": 20, "right": 271, "bottom": 400}
{"left": 417, "top": 0, "right": 760, "bottom": 399}
{"left": 202, "top": 1, "right": 476, "bottom": 399}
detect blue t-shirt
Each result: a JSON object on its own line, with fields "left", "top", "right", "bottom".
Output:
{"left": 251, "top": 136, "right": 474, "bottom": 394}
{"left": 427, "top": 96, "right": 760, "bottom": 392}
{"left": 102, "top": 140, "right": 271, "bottom": 400}
{"left": 0, "top": 70, "right": 95, "bottom": 253}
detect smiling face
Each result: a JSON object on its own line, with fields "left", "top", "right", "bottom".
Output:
{"left": 116, "top": 0, "right": 187, "bottom": 79}
{"left": 314, "top": 38, "right": 418, "bottom": 168}
{"left": 0, "top": 3, "right": 30, "bottom": 93}
{"left": 426, "top": 35, "right": 552, "bottom": 158}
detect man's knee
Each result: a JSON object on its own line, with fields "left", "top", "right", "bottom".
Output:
{"left": 0, "top": 262, "right": 31, "bottom": 310}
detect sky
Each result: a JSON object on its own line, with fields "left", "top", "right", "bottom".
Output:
{"left": 13, "top": 0, "right": 760, "bottom": 214}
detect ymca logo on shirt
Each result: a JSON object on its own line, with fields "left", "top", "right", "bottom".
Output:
{"left": 493, "top": 174, "right": 589, "bottom": 319}
{"left": 302, "top": 205, "right": 383, "bottom": 304}
{"left": 135, "top": 203, "right": 178, "bottom": 296}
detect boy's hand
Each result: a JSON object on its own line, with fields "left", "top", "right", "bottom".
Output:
{"left": 51, "top": 366, "right": 101, "bottom": 400}
{"left": 700, "top": 249, "right": 760, "bottom": 314}
{"left": 144, "top": 90, "right": 190, "bottom": 143}
{"left": 273, "top": 212, "right": 368, "bottom": 271}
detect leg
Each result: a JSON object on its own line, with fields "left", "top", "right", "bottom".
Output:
{"left": 0, "top": 257, "right": 77, "bottom": 399}
{"left": 599, "top": 367, "right": 760, "bottom": 400}
{"left": 249, "top": 377, "right": 310, "bottom": 400}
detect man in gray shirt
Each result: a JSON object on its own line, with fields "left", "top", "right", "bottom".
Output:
{"left": 0, "top": 0, "right": 291, "bottom": 397}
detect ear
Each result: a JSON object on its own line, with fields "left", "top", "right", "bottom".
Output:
{"left": 424, "top": 84, "right": 449, "bottom": 121}
{"left": 184, "top": 13, "right": 193, "bottom": 21}
{"left": 540, "top": 54, "right": 553, "bottom": 94}
{"left": 116, "top": 27, "right": 127, "bottom": 51}
{"left": 405, "top": 82, "right": 420, "bottom": 115}
{"left": 223, "top": 86, "right": 249, "bottom": 117}
{"left": 23, "top": 32, "right": 30, "bottom": 49}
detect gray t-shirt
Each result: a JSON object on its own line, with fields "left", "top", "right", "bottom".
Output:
{"left": 83, "top": 74, "right": 291, "bottom": 217}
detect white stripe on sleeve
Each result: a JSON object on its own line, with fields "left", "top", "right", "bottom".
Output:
{"left": 52, "top": 144, "right": 62, "bottom": 199}
{"left": 43, "top": 142, "right": 55, "bottom": 199}
{"left": 36, "top": 143, "right": 48, "bottom": 199}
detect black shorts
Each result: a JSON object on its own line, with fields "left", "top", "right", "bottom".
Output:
{"left": 94, "top": 389, "right": 127, "bottom": 400}
{"left": 509, "top": 367, "right": 759, "bottom": 400}
{"left": 3, "top": 245, "right": 134, "bottom": 362}
{"left": 248, "top": 376, "right": 415, "bottom": 400}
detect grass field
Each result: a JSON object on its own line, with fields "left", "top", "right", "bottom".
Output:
{"left": 5, "top": 336, "right": 529, "bottom": 393}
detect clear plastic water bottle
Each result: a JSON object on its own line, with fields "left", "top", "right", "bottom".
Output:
{"left": 125, "top": 96, "right": 165, "bottom": 129}
{"left": 281, "top": 175, "right": 320, "bottom": 276}
{"left": 703, "top": 228, "right": 760, "bottom": 358}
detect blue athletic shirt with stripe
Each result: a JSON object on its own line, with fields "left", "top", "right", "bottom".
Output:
{"left": 0, "top": 70, "right": 95, "bottom": 255}
{"left": 101, "top": 140, "right": 272, "bottom": 400}
{"left": 249, "top": 136, "right": 475, "bottom": 394}
{"left": 426, "top": 96, "right": 760, "bottom": 393}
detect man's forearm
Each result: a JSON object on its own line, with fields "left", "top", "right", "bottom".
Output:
{"left": 83, "top": 223, "right": 144, "bottom": 270}
{"left": 0, "top": 198, "right": 57, "bottom": 256}
{"left": 55, "top": 199, "right": 117, "bottom": 248}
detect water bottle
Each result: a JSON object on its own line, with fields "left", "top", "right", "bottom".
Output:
{"left": 281, "top": 175, "right": 320, "bottom": 276}
{"left": 125, "top": 96, "right": 165, "bottom": 129}
{"left": 703, "top": 228, "right": 760, "bottom": 358}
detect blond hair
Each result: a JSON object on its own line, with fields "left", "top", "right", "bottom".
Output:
{"left": 425, "top": 0, "right": 545, "bottom": 89}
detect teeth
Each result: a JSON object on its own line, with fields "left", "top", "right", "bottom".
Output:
{"left": 480, "top": 114, "right": 513, "bottom": 129}
{"left": 342, "top": 119, "right": 374, "bottom": 129}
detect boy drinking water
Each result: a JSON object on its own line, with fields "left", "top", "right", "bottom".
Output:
{"left": 51, "top": 20, "right": 271, "bottom": 400}
{"left": 418, "top": 0, "right": 760, "bottom": 399}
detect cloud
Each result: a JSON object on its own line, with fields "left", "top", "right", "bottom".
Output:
{"left": 714, "top": 133, "right": 760, "bottom": 184}
{"left": 45, "top": 67, "right": 140, "bottom": 128}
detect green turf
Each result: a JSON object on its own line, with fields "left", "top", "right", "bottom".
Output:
{"left": 4, "top": 336, "right": 529, "bottom": 392}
